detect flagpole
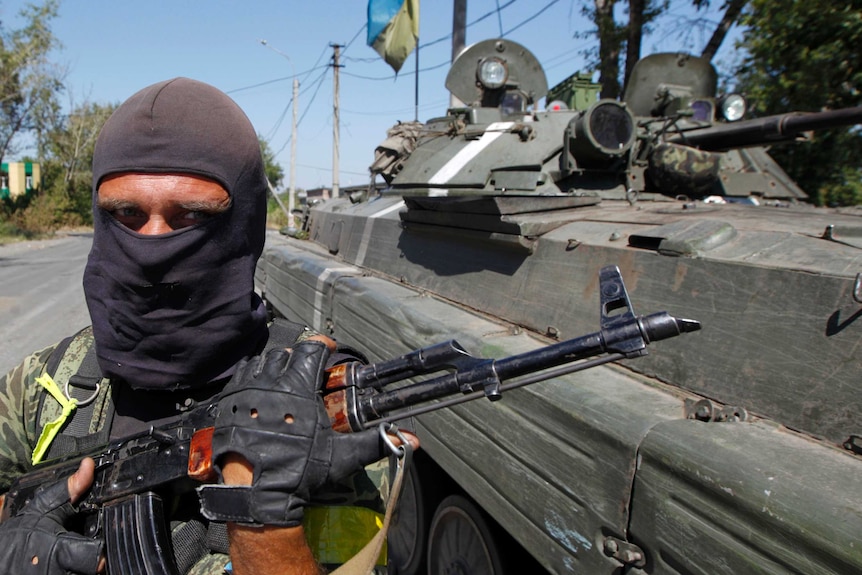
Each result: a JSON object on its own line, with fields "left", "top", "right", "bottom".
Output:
{"left": 451, "top": 0, "right": 467, "bottom": 107}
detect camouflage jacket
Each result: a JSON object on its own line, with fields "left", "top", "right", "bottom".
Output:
{"left": 0, "top": 339, "right": 60, "bottom": 492}
{"left": 0, "top": 327, "right": 390, "bottom": 575}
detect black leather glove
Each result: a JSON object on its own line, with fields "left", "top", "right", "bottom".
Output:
{"left": 0, "top": 475, "right": 103, "bottom": 574}
{"left": 198, "top": 341, "right": 387, "bottom": 526}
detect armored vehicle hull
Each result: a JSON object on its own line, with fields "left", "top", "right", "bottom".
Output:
{"left": 258, "top": 41, "right": 862, "bottom": 574}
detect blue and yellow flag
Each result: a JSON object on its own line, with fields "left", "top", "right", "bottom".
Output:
{"left": 367, "top": 0, "right": 419, "bottom": 73}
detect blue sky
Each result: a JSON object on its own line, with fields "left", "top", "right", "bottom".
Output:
{"left": 1, "top": 0, "right": 740, "bottom": 190}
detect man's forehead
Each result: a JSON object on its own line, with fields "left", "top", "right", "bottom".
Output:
{"left": 97, "top": 173, "right": 230, "bottom": 203}
{"left": 99, "top": 172, "right": 227, "bottom": 189}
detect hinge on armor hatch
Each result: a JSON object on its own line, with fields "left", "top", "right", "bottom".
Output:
{"left": 854, "top": 273, "right": 862, "bottom": 304}
{"left": 603, "top": 537, "right": 646, "bottom": 567}
{"left": 685, "top": 398, "right": 748, "bottom": 422}
{"left": 843, "top": 435, "right": 862, "bottom": 456}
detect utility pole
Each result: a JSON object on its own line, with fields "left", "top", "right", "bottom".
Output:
{"left": 330, "top": 43, "right": 343, "bottom": 198}
{"left": 288, "top": 75, "right": 299, "bottom": 229}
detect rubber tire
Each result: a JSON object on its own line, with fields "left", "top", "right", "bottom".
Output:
{"left": 426, "top": 495, "right": 506, "bottom": 575}
{"left": 387, "top": 456, "right": 427, "bottom": 575}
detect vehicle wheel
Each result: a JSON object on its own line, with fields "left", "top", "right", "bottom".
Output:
{"left": 388, "top": 455, "right": 427, "bottom": 575}
{"left": 426, "top": 495, "right": 506, "bottom": 575}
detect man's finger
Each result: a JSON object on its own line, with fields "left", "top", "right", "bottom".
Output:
{"left": 54, "top": 533, "right": 105, "bottom": 574}
{"left": 282, "top": 340, "right": 330, "bottom": 391}
{"left": 305, "top": 334, "right": 336, "bottom": 351}
{"left": 67, "top": 458, "right": 95, "bottom": 505}
{"left": 329, "top": 429, "right": 419, "bottom": 482}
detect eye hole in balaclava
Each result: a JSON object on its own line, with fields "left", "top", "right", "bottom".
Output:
{"left": 97, "top": 172, "right": 233, "bottom": 235}
{"left": 83, "top": 78, "right": 269, "bottom": 391}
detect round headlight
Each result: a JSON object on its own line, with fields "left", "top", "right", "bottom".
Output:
{"left": 719, "top": 94, "right": 746, "bottom": 122}
{"left": 477, "top": 58, "right": 508, "bottom": 90}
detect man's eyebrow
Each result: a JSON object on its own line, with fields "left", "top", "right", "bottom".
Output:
{"left": 179, "top": 197, "right": 232, "bottom": 213}
{"left": 94, "top": 197, "right": 232, "bottom": 212}
{"left": 97, "top": 197, "right": 137, "bottom": 211}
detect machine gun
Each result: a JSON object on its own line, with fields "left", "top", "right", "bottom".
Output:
{"left": 666, "top": 105, "right": 862, "bottom": 152}
{"left": 1, "top": 266, "right": 699, "bottom": 574}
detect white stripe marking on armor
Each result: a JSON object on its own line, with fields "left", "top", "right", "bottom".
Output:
{"left": 427, "top": 122, "right": 514, "bottom": 196}
{"left": 314, "top": 266, "right": 356, "bottom": 330}
{"left": 356, "top": 201, "right": 405, "bottom": 267}
{"left": 371, "top": 200, "right": 406, "bottom": 219}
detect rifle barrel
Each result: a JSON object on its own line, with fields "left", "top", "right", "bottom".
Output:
{"left": 359, "top": 313, "right": 699, "bottom": 421}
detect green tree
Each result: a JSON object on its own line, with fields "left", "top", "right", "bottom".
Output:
{"left": 700, "top": 0, "right": 747, "bottom": 61}
{"left": 579, "top": 0, "right": 669, "bottom": 99}
{"left": 578, "top": 1, "right": 744, "bottom": 99}
{"left": 259, "top": 135, "right": 284, "bottom": 190}
{"left": 7, "top": 99, "right": 114, "bottom": 231}
{"left": 0, "top": 0, "right": 64, "bottom": 167}
{"left": 30, "top": 100, "right": 116, "bottom": 228}
{"left": 734, "top": 0, "right": 862, "bottom": 205}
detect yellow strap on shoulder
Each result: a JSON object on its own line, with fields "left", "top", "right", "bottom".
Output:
{"left": 330, "top": 453, "right": 408, "bottom": 575}
{"left": 304, "top": 506, "right": 387, "bottom": 566}
{"left": 32, "top": 374, "right": 78, "bottom": 465}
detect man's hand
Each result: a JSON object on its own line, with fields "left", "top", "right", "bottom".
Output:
{"left": 0, "top": 458, "right": 104, "bottom": 574}
{"left": 198, "top": 339, "right": 400, "bottom": 526}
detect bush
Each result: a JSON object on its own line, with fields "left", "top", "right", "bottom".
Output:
{"left": 814, "top": 167, "right": 862, "bottom": 208}
{"left": 0, "top": 219, "right": 36, "bottom": 243}
{"left": 266, "top": 194, "right": 300, "bottom": 230}
{"left": 14, "top": 186, "right": 90, "bottom": 234}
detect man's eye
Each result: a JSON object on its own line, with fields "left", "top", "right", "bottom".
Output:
{"left": 186, "top": 210, "right": 213, "bottom": 221}
{"left": 106, "top": 206, "right": 143, "bottom": 220}
{"left": 175, "top": 210, "right": 217, "bottom": 226}
{"left": 115, "top": 207, "right": 142, "bottom": 218}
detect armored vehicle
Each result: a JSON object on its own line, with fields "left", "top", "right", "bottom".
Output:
{"left": 258, "top": 39, "right": 862, "bottom": 574}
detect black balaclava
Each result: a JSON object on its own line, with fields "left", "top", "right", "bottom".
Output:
{"left": 84, "top": 78, "right": 269, "bottom": 391}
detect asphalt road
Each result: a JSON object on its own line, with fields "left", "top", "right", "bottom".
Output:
{"left": 0, "top": 233, "right": 93, "bottom": 377}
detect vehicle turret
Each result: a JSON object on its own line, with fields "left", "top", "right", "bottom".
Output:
{"left": 625, "top": 52, "right": 862, "bottom": 200}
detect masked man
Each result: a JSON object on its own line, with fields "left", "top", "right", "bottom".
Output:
{"left": 0, "top": 78, "right": 415, "bottom": 575}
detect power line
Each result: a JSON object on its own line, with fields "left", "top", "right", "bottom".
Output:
{"left": 344, "top": 56, "right": 381, "bottom": 63}
{"left": 266, "top": 64, "right": 334, "bottom": 143}
{"left": 344, "top": 23, "right": 367, "bottom": 53}
{"left": 265, "top": 94, "right": 294, "bottom": 141}
{"left": 341, "top": 99, "right": 447, "bottom": 116}
{"left": 340, "top": 59, "right": 450, "bottom": 81}
{"left": 503, "top": 0, "right": 560, "bottom": 36}
{"left": 226, "top": 65, "right": 328, "bottom": 94}
{"left": 419, "top": 0, "right": 518, "bottom": 49}
{"left": 226, "top": 76, "right": 294, "bottom": 94}
{"left": 296, "top": 162, "right": 369, "bottom": 178}
{"left": 303, "top": 45, "right": 330, "bottom": 84}
{"left": 273, "top": 67, "right": 329, "bottom": 157}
